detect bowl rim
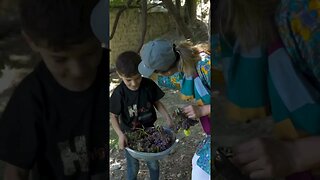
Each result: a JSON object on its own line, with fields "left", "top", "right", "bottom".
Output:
{"left": 125, "top": 127, "right": 177, "bottom": 154}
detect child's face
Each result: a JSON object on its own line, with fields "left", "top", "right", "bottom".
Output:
{"left": 32, "top": 38, "right": 102, "bottom": 91}
{"left": 119, "top": 74, "right": 142, "bottom": 91}
{"left": 155, "top": 66, "right": 178, "bottom": 77}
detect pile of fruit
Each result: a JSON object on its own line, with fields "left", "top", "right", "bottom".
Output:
{"left": 126, "top": 126, "right": 173, "bottom": 153}
{"left": 172, "top": 108, "right": 199, "bottom": 136}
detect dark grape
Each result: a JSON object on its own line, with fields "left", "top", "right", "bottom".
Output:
{"left": 125, "top": 126, "right": 173, "bottom": 153}
{"left": 172, "top": 108, "right": 199, "bottom": 132}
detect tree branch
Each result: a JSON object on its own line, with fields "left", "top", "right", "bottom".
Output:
{"left": 162, "top": 0, "right": 193, "bottom": 39}
{"left": 109, "top": 0, "right": 134, "bottom": 40}
{"left": 175, "top": 0, "right": 181, "bottom": 16}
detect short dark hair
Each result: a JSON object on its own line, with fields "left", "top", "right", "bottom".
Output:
{"left": 19, "top": 0, "right": 99, "bottom": 49}
{"left": 116, "top": 51, "right": 141, "bottom": 77}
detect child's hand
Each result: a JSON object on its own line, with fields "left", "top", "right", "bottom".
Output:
{"left": 182, "top": 105, "right": 202, "bottom": 119}
{"left": 232, "top": 137, "right": 297, "bottom": 179}
{"left": 118, "top": 134, "right": 128, "bottom": 150}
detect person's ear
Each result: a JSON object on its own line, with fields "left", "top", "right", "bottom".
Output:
{"left": 21, "top": 30, "right": 40, "bottom": 52}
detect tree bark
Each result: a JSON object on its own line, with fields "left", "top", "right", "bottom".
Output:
{"left": 137, "top": 0, "right": 147, "bottom": 52}
{"left": 162, "top": 0, "right": 193, "bottom": 39}
{"left": 109, "top": 8, "right": 126, "bottom": 40}
{"left": 175, "top": 0, "right": 181, "bottom": 16}
{"left": 184, "top": 0, "right": 197, "bottom": 24}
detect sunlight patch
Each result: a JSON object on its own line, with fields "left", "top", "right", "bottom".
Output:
{"left": 0, "top": 65, "right": 18, "bottom": 93}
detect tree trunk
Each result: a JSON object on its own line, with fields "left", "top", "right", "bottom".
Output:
{"left": 162, "top": 0, "right": 193, "bottom": 39}
{"left": 184, "top": 0, "right": 197, "bottom": 24}
{"left": 175, "top": 0, "right": 181, "bottom": 16}
{"left": 137, "top": 0, "right": 147, "bottom": 52}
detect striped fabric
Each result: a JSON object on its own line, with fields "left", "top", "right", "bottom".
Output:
{"left": 212, "top": 0, "right": 320, "bottom": 178}
{"left": 212, "top": 0, "right": 320, "bottom": 136}
{"left": 214, "top": 35, "right": 320, "bottom": 135}
{"left": 156, "top": 51, "right": 211, "bottom": 134}
{"left": 155, "top": 51, "right": 212, "bottom": 177}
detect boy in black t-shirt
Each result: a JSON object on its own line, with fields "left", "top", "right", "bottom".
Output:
{"left": 0, "top": 0, "right": 108, "bottom": 179}
{"left": 110, "top": 51, "right": 174, "bottom": 180}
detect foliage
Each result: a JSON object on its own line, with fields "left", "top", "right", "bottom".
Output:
{"left": 109, "top": 127, "right": 119, "bottom": 150}
{"left": 110, "top": 0, "right": 128, "bottom": 7}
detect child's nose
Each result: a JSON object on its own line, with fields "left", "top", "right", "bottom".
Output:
{"left": 132, "top": 80, "right": 137, "bottom": 86}
{"left": 69, "top": 61, "right": 88, "bottom": 78}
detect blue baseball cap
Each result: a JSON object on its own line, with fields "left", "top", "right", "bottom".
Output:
{"left": 138, "top": 39, "right": 176, "bottom": 77}
{"left": 90, "top": 0, "right": 109, "bottom": 46}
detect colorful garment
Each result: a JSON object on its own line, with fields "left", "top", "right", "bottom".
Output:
{"left": 212, "top": 0, "right": 320, "bottom": 135}
{"left": 157, "top": 51, "right": 211, "bottom": 105}
{"left": 213, "top": 37, "right": 270, "bottom": 123}
{"left": 212, "top": 0, "right": 320, "bottom": 178}
{"left": 192, "top": 135, "right": 211, "bottom": 179}
{"left": 274, "top": 0, "right": 320, "bottom": 136}
{"left": 155, "top": 51, "right": 211, "bottom": 178}
{"left": 276, "top": 0, "right": 320, "bottom": 84}
{"left": 157, "top": 51, "right": 211, "bottom": 135}
{"left": 194, "top": 135, "right": 211, "bottom": 174}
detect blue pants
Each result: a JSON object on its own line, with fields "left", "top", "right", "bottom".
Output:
{"left": 125, "top": 150, "right": 160, "bottom": 180}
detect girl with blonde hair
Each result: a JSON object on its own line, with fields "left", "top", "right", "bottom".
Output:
{"left": 139, "top": 39, "right": 211, "bottom": 180}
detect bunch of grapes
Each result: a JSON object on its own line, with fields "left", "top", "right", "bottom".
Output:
{"left": 172, "top": 108, "right": 199, "bottom": 136}
{"left": 126, "top": 126, "right": 173, "bottom": 153}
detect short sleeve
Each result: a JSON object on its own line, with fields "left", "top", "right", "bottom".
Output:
{"left": 109, "top": 86, "right": 122, "bottom": 115}
{"left": 147, "top": 79, "right": 165, "bottom": 103}
{"left": 0, "top": 77, "right": 40, "bottom": 169}
{"left": 197, "top": 52, "right": 211, "bottom": 89}
{"left": 276, "top": 0, "right": 320, "bottom": 83}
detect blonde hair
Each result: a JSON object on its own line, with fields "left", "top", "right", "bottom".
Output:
{"left": 217, "top": 0, "right": 278, "bottom": 50}
{"left": 175, "top": 41, "right": 202, "bottom": 76}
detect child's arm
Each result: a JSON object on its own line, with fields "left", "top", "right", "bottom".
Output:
{"left": 232, "top": 136, "right": 320, "bottom": 178}
{"left": 110, "top": 113, "right": 127, "bottom": 150}
{"left": 153, "top": 101, "right": 174, "bottom": 128}
{"left": 4, "top": 163, "right": 29, "bottom": 180}
{"left": 183, "top": 104, "right": 211, "bottom": 119}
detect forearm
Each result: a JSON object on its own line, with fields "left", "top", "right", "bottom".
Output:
{"left": 292, "top": 136, "right": 320, "bottom": 172}
{"left": 4, "top": 163, "right": 29, "bottom": 180}
{"left": 200, "top": 104, "right": 211, "bottom": 117}
{"left": 154, "top": 101, "right": 171, "bottom": 122}
{"left": 110, "top": 113, "right": 124, "bottom": 137}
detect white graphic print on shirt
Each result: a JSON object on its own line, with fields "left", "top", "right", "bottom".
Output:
{"left": 58, "top": 136, "right": 89, "bottom": 175}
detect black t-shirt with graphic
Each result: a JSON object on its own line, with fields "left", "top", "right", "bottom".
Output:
{"left": 0, "top": 49, "right": 109, "bottom": 180}
{"left": 110, "top": 77, "right": 165, "bottom": 132}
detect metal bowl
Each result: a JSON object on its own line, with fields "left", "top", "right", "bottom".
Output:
{"left": 125, "top": 127, "right": 179, "bottom": 161}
